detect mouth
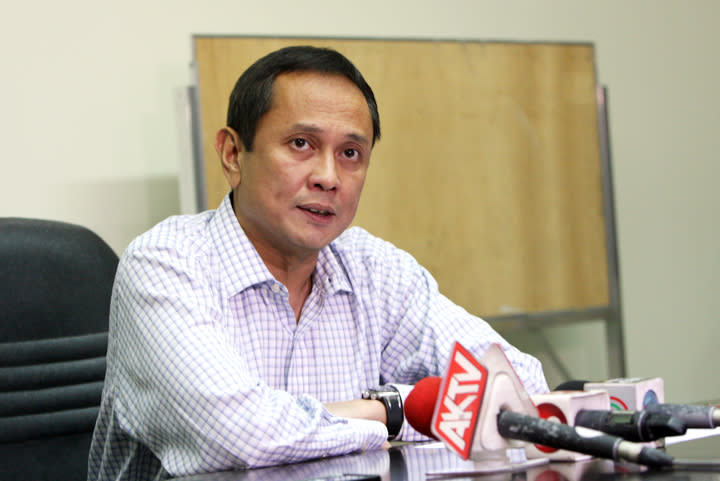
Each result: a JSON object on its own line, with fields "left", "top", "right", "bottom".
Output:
{"left": 298, "top": 205, "right": 336, "bottom": 218}
{"left": 301, "top": 207, "right": 332, "bottom": 215}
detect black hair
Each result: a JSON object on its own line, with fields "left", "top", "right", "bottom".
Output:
{"left": 226, "top": 45, "right": 381, "bottom": 151}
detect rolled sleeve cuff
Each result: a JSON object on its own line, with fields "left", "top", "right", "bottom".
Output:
{"left": 344, "top": 418, "right": 391, "bottom": 451}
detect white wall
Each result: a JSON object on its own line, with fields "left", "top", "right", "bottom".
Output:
{"left": 1, "top": 0, "right": 717, "bottom": 403}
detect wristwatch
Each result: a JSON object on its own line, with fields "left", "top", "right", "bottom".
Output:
{"left": 361, "top": 385, "right": 403, "bottom": 440}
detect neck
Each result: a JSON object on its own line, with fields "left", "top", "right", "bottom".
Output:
{"left": 264, "top": 253, "right": 316, "bottom": 294}
{"left": 231, "top": 196, "right": 319, "bottom": 320}
{"left": 265, "top": 255, "right": 315, "bottom": 322}
{"left": 242, "top": 228, "right": 318, "bottom": 322}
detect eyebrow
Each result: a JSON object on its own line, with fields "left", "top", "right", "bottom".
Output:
{"left": 290, "top": 123, "right": 371, "bottom": 146}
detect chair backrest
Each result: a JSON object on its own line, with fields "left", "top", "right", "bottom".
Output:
{"left": 0, "top": 218, "right": 119, "bottom": 481}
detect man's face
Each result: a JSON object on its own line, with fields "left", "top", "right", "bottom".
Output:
{"left": 227, "top": 71, "right": 374, "bottom": 261}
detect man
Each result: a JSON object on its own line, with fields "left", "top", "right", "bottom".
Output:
{"left": 88, "top": 46, "right": 549, "bottom": 480}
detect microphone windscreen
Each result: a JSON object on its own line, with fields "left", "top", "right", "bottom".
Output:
{"left": 554, "top": 380, "right": 589, "bottom": 391}
{"left": 404, "top": 376, "right": 442, "bottom": 439}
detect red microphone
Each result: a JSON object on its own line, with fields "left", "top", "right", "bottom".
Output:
{"left": 404, "top": 376, "right": 442, "bottom": 439}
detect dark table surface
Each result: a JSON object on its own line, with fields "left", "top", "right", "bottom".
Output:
{"left": 173, "top": 429, "right": 720, "bottom": 481}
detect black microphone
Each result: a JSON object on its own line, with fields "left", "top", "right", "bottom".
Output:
{"left": 496, "top": 410, "right": 674, "bottom": 467}
{"left": 645, "top": 403, "right": 720, "bottom": 429}
{"left": 555, "top": 379, "right": 720, "bottom": 429}
{"left": 573, "top": 409, "right": 686, "bottom": 442}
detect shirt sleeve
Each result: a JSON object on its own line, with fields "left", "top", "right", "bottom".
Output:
{"left": 363, "top": 236, "right": 550, "bottom": 441}
{"left": 108, "top": 240, "right": 387, "bottom": 476}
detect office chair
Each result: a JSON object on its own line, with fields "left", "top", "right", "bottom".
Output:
{"left": 0, "top": 218, "right": 119, "bottom": 480}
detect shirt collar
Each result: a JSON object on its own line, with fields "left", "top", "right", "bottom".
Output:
{"left": 209, "top": 194, "right": 274, "bottom": 296}
{"left": 209, "top": 193, "right": 353, "bottom": 297}
{"left": 315, "top": 242, "right": 353, "bottom": 295}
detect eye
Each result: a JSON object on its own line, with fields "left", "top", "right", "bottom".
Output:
{"left": 342, "top": 148, "right": 359, "bottom": 160}
{"left": 291, "top": 138, "right": 310, "bottom": 150}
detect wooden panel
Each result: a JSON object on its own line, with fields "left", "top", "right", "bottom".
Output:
{"left": 193, "top": 37, "right": 609, "bottom": 318}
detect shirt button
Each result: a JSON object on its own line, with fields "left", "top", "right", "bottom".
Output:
{"left": 270, "top": 283, "right": 281, "bottom": 293}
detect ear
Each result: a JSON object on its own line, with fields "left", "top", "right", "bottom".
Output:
{"left": 215, "top": 127, "right": 242, "bottom": 189}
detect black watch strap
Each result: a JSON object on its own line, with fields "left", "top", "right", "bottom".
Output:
{"left": 361, "top": 385, "right": 403, "bottom": 440}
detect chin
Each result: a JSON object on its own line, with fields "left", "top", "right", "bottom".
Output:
{"left": 297, "top": 232, "right": 341, "bottom": 252}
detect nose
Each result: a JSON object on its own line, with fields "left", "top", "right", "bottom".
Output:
{"left": 309, "top": 149, "right": 339, "bottom": 191}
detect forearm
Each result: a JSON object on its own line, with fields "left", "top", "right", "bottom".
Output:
{"left": 324, "top": 399, "right": 391, "bottom": 449}
{"left": 116, "top": 327, "right": 390, "bottom": 471}
{"left": 324, "top": 399, "right": 387, "bottom": 425}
